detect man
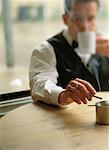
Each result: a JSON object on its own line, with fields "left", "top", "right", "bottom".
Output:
{"left": 29, "top": 0, "right": 109, "bottom": 106}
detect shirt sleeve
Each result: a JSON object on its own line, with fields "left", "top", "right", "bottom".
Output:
{"left": 29, "top": 41, "right": 65, "bottom": 106}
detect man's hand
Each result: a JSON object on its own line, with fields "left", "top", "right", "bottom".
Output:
{"left": 58, "top": 78, "right": 96, "bottom": 105}
{"left": 96, "top": 36, "right": 109, "bottom": 56}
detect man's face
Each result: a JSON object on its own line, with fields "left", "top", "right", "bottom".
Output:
{"left": 63, "top": 1, "right": 99, "bottom": 39}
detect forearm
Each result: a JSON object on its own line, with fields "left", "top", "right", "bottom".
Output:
{"left": 30, "top": 79, "right": 65, "bottom": 106}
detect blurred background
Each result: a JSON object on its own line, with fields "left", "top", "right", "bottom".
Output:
{"left": 0, "top": 0, "right": 109, "bottom": 94}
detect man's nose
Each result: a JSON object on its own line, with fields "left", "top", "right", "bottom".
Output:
{"left": 81, "top": 20, "right": 90, "bottom": 31}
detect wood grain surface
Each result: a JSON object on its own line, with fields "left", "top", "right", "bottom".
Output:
{"left": 0, "top": 92, "right": 109, "bottom": 150}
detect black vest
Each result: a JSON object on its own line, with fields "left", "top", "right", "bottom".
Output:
{"left": 48, "top": 32, "right": 109, "bottom": 91}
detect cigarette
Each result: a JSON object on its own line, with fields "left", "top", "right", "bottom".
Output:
{"left": 93, "top": 95, "right": 102, "bottom": 100}
{"left": 88, "top": 105, "right": 95, "bottom": 107}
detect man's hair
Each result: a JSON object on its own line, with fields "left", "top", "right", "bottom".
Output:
{"left": 64, "top": 0, "right": 100, "bottom": 14}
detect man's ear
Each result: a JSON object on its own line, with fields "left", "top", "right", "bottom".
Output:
{"left": 62, "top": 14, "right": 68, "bottom": 25}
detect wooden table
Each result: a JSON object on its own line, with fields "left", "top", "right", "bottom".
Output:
{"left": 0, "top": 92, "right": 109, "bottom": 150}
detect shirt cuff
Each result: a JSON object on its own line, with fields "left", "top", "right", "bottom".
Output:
{"left": 44, "top": 80, "right": 65, "bottom": 107}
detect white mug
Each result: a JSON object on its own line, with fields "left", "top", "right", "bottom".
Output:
{"left": 77, "top": 31, "right": 96, "bottom": 54}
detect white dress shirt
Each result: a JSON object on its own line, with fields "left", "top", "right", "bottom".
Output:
{"left": 29, "top": 29, "right": 91, "bottom": 106}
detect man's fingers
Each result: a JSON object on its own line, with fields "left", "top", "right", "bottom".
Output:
{"left": 96, "top": 38, "right": 109, "bottom": 46}
{"left": 66, "top": 84, "right": 89, "bottom": 104}
{"left": 75, "top": 78, "right": 96, "bottom": 95}
{"left": 60, "top": 79, "right": 96, "bottom": 105}
{"left": 69, "top": 80, "right": 90, "bottom": 100}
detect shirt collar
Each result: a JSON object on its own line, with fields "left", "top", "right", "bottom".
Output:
{"left": 63, "top": 28, "right": 78, "bottom": 49}
{"left": 63, "top": 28, "right": 73, "bottom": 46}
